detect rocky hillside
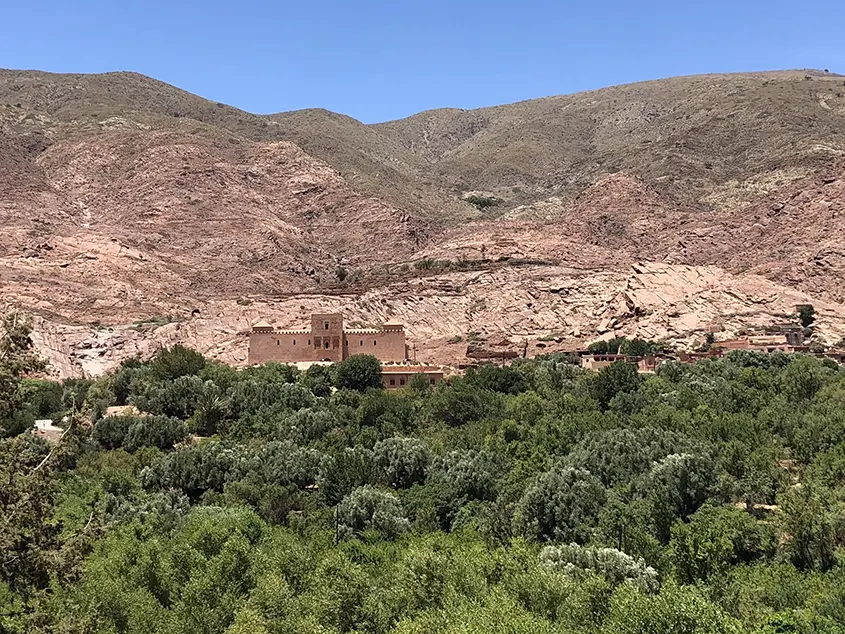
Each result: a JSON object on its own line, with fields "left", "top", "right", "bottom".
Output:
{"left": 2, "top": 68, "right": 845, "bottom": 376}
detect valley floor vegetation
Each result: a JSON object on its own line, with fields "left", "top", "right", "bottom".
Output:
{"left": 3, "top": 311, "right": 845, "bottom": 633}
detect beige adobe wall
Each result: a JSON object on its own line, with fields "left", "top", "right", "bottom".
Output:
{"left": 248, "top": 331, "right": 335, "bottom": 364}
{"left": 248, "top": 315, "right": 406, "bottom": 365}
{"left": 346, "top": 327, "right": 406, "bottom": 362}
{"left": 312, "top": 313, "right": 344, "bottom": 339}
{"left": 581, "top": 359, "right": 610, "bottom": 371}
{"left": 383, "top": 372, "right": 444, "bottom": 390}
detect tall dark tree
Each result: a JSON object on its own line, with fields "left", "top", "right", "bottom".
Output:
{"left": 0, "top": 311, "right": 46, "bottom": 437}
{"left": 334, "top": 355, "right": 383, "bottom": 392}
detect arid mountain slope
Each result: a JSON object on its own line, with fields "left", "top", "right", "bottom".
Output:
{"left": 0, "top": 69, "right": 471, "bottom": 224}
{"left": 2, "top": 129, "right": 429, "bottom": 323}
{"left": 376, "top": 70, "right": 845, "bottom": 206}
{"left": 3, "top": 67, "right": 845, "bottom": 375}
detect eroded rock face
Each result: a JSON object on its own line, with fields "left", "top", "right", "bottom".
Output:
{"left": 29, "top": 261, "right": 845, "bottom": 378}
{"left": 4, "top": 70, "right": 845, "bottom": 376}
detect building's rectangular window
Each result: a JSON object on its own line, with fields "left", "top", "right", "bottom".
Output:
{"left": 308, "top": 339, "right": 311, "bottom": 345}
{"left": 293, "top": 340, "right": 296, "bottom": 345}
{"left": 360, "top": 340, "right": 363, "bottom": 346}
{"left": 373, "top": 340, "right": 377, "bottom": 346}
{"left": 390, "top": 379, "right": 395, "bottom": 386}
{"left": 276, "top": 340, "right": 280, "bottom": 346}
{"left": 430, "top": 379, "right": 435, "bottom": 385}
{"left": 399, "top": 378, "right": 406, "bottom": 386}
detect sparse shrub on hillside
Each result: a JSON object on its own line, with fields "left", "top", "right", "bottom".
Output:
{"left": 464, "top": 194, "right": 502, "bottom": 210}
{"left": 797, "top": 304, "right": 816, "bottom": 329}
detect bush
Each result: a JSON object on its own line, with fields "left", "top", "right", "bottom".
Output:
{"left": 149, "top": 344, "right": 206, "bottom": 381}
{"left": 602, "top": 584, "right": 741, "bottom": 634}
{"left": 518, "top": 467, "right": 607, "bottom": 543}
{"left": 464, "top": 364, "right": 527, "bottom": 395}
{"left": 337, "top": 485, "right": 410, "bottom": 540}
{"left": 798, "top": 304, "right": 815, "bottom": 329}
{"left": 642, "top": 453, "right": 717, "bottom": 543}
{"left": 297, "top": 364, "right": 333, "bottom": 397}
{"left": 141, "top": 442, "right": 235, "bottom": 497}
{"left": 334, "top": 355, "right": 383, "bottom": 392}
{"left": 667, "top": 504, "right": 776, "bottom": 583}
{"left": 374, "top": 437, "right": 431, "bottom": 489}
{"left": 565, "top": 427, "right": 703, "bottom": 488}
{"left": 428, "top": 381, "right": 499, "bottom": 427}
{"left": 587, "top": 361, "right": 642, "bottom": 409}
{"left": 540, "top": 543, "right": 658, "bottom": 593}
{"left": 93, "top": 414, "right": 187, "bottom": 451}
{"left": 464, "top": 194, "right": 502, "bottom": 210}
{"left": 319, "top": 446, "right": 378, "bottom": 506}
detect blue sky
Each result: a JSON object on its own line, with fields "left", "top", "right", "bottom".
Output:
{"left": 2, "top": 0, "right": 843, "bottom": 123}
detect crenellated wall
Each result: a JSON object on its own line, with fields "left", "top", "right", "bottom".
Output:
{"left": 345, "top": 327, "right": 406, "bottom": 362}
{"left": 247, "top": 314, "right": 407, "bottom": 364}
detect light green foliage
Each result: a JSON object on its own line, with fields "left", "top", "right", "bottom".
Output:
{"left": 667, "top": 504, "right": 776, "bottom": 583}
{"left": 374, "top": 436, "right": 431, "bottom": 488}
{"left": 518, "top": 466, "right": 606, "bottom": 543}
{"left": 540, "top": 543, "right": 658, "bottom": 593}
{"left": 337, "top": 485, "right": 411, "bottom": 540}
{"left": 602, "top": 584, "right": 742, "bottom": 634}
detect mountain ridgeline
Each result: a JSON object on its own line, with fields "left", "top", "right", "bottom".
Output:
{"left": 2, "top": 68, "right": 845, "bottom": 372}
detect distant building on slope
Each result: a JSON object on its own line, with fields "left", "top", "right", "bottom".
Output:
{"left": 33, "top": 419, "right": 64, "bottom": 443}
{"left": 248, "top": 313, "right": 408, "bottom": 364}
{"left": 381, "top": 365, "right": 445, "bottom": 390}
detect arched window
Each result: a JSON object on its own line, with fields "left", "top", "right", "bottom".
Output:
{"left": 374, "top": 340, "right": 377, "bottom": 346}
{"left": 293, "top": 340, "right": 296, "bottom": 345}
{"left": 360, "top": 340, "right": 363, "bottom": 346}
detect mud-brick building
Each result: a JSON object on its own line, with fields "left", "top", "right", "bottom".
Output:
{"left": 248, "top": 313, "right": 408, "bottom": 365}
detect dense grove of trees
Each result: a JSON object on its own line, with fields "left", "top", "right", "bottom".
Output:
{"left": 4, "top": 314, "right": 845, "bottom": 632}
